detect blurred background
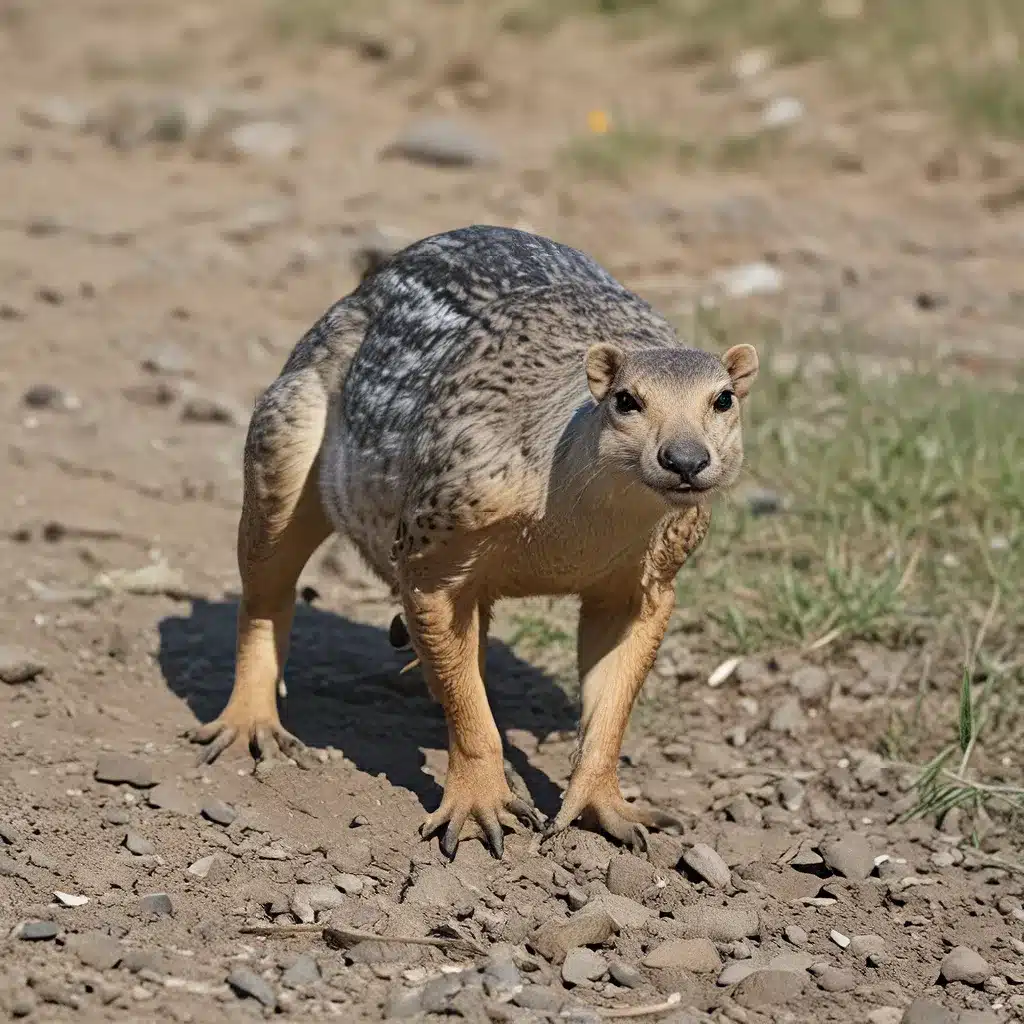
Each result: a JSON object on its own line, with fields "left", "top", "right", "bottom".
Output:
{"left": 1, "top": 0, "right": 1021, "bottom": 833}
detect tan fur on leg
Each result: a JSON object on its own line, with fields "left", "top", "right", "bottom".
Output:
{"left": 547, "top": 506, "right": 711, "bottom": 849}
{"left": 192, "top": 372, "right": 331, "bottom": 765}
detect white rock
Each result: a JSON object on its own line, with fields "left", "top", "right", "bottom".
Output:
{"left": 681, "top": 844, "right": 731, "bottom": 889}
{"left": 53, "top": 891, "right": 89, "bottom": 907}
{"left": 714, "top": 261, "right": 785, "bottom": 299}
{"left": 762, "top": 96, "right": 805, "bottom": 128}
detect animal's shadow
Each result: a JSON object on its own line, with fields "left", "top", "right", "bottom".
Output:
{"left": 158, "top": 597, "right": 576, "bottom": 817}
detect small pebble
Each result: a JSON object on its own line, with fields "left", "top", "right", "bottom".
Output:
{"left": 784, "top": 925, "right": 808, "bottom": 946}
{"left": 94, "top": 754, "right": 156, "bottom": 789}
{"left": 227, "top": 966, "right": 277, "bottom": 1009}
{"left": 136, "top": 893, "right": 173, "bottom": 918}
{"left": 681, "top": 843, "right": 731, "bottom": 889}
{"left": 18, "top": 920, "right": 59, "bottom": 941}
{"left": 201, "top": 799, "right": 237, "bottom": 826}
{"left": 281, "top": 953, "right": 320, "bottom": 989}
{"left": 819, "top": 832, "right": 875, "bottom": 880}
{"left": 561, "top": 948, "right": 607, "bottom": 986}
{"left": 124, "top": 831, "right": 155, "bottom": 856}
{"left": 608, "top": 961, "right": 643, "bottom": 989}
{"left": 0, "top": 646, "right": 47, "bottom": 684}
{"left": 939, "top": 945, "right": 990, "bottom": 987}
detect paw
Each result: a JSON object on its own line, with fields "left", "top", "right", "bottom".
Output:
{"left": 421, "top": 755, "right": 543, "bottom": 859}
{"left": 190, "top": 707, "right": 312, "bottom": 768}
{"left": 544, "top": 774, "right": 682, "bottom": 854}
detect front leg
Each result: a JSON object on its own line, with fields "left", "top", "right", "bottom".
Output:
{"left": 547, "top": 506, "right": 711, "bottom": 851}
{"left": 401, "top": 579, "right": 539, "bottom": 858}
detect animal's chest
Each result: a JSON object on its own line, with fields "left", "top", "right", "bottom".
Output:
{"left": 483, "top": 507, "right": 659, "bottom": 598}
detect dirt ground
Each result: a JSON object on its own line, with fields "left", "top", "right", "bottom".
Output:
{"left": 1, "top": 2, "right": 1022, "bottom": 1022}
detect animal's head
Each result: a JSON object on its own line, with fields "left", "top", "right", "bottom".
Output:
{"left": 584, "top": 342, "right": 758, "bottom": 506}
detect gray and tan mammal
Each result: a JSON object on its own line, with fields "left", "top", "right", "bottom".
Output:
{"left": 192, "top": 225, "right": 758, "bottom": 857}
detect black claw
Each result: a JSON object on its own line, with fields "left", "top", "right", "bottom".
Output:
{"left": 388, "top": 614, "right": 411, "bottom": 650}
{"left": 483, "top": 820, "right": 504, "bottom": 859}
{"left": 440, "top": 824, "right": 460, "bottom": 859}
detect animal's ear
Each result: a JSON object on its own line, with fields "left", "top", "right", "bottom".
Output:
{"left": 723, "top": 344, "right": 758, "bottom": 399}
{"left": 585, "top": 343, "right": 624, "bottom": 402}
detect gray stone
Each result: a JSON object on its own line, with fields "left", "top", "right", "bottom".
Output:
{"left": 815, "top": 966, "right": 856, "bottom": 992}
{"left": 68, "top": 931, "right": 123, "bottom": 970}
{"left": 849, "top": 933, "right": 885, "bottom": 959}
{"left": 789, "top": 666, "right": 830, "bottom": 702}
{"left": 606, "top": 852, "right": 657, "bottom": 899}
{"left": 718, "top": 962, "right": 757, "bottom": 986}
{"left": 281, "top": 953, "right": 320, "bottom": 989}
{"left": 386, "top": 987, "right": 423, "bottom": 1018}
{"left": 958, "top": 1012, "right": 999, "bottom": 1024}
{"left": 784, "top": 924, "right": 808, "bottom": 946}
{"left": 609, "top": 961, "right": 644, "bottom": 989}
{"left": 333, "top": 872, "right": 364, "bottom": 895}
{"left": 147, "top": 784, "right": 198, "bottom": 815}
{"left": 103, "top": 807, "right": 130, "bottom": 826}
{"left": 644, "top": 937, "right": 721, "bottom": 973}
{"left": 420, "top": 973, "right": 464, "bottom": 1013}
{"left": 124, "top": 831, "right": 155, "bottom": 856}
{"left": 403, "top": 864, "right": 469, "bottom": 908}
{"left": 201, "top": 798, "right": 237, "bottom": 826}
{"left": 671, "top": 903, "right": 760, "bottom": 941}
{"left": 868, "top": 1010, "right": 903, "bottom": 1024}
{"left": 0, "top": 822, "right": 23, "bottom": 846}
{"left": 768, "top": 951, "right": 814, "bottom": 972}
{"left": 901, "top": 999, "right": 956, "bottom": 1024}
{"left": 733, "top": 969, "right": 806, "bottom": 1008}
{"left": 293, "top": 884, "right": 345, "bottom": 912}
{"left": 586, "top": 892, "right": 652, "bottom": 929}
{"left": 482, "top": 946, "right": 522, "bottom": 999}
{"left": 530, "top": 910, "right": 618, "bottom": 964}
{"left": 136, "top": 893, "right": 173, "bottom": 918}
{"left": 513, "top": 985, "right": 565, "bottom": 1011}
{"left": 562, "top": 948, "right": 607, "bottom": 985}
{"left": 386, "top": 117, "right": 499, "bottom": 167}
{"left": 818, "top": 832, "right": 874, "bottom": 880}
{"left": 0, "top": 646, "right": 46, "bottom": 684}
{"left": 94, "top": 753, "right": 156, "bottom": 788}
{"left": 22, "top": 384, "right": 79, "bottom": 411}
{"left": 187, "top": 854, "right": 221, "bottom": 879}
{"left": 227, "top": 966, "right": 277, "bottom": 1009}
{"left": 768, "top": 696, "right": 807, "bottom": 735}
{"left": 18, "top": 920, "right": 58, "bottom": 941}
{"left": 681, "top": 843, "right": 731, "bottom": 889}
{"left": 939, "top": 946, "right": 990, "bottom": 986}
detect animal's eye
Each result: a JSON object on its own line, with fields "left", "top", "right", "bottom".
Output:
{"left": 713, "top": 390, "right": 735, "bottom": 413}
{"left": 614, "top": 390, "right": 641, "bottom": 414}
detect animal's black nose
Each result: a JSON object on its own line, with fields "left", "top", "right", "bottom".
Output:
{"left": 657, "top": 441, "right": 711, "bottom": 484}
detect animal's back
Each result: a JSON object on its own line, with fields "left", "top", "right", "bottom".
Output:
{"left": 318, "top": 226, "right": 675, "bottom": 576}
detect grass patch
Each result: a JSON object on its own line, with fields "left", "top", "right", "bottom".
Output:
{"left": 682, "top": 325, "right": 1022, "bottom": 658}
{"left": 558, "top": 125, "right": 676, "bottom": 181}
{"left": 503, "top": 0, "right": 1024, "bottom": 139}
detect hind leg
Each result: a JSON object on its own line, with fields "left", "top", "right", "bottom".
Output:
{"left": 192, "top": 372, "right": 332, "bottom": 766}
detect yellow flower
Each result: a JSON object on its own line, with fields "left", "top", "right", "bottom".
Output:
{"left": 587, "top": 109, "right": 610, "bottom": 134}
